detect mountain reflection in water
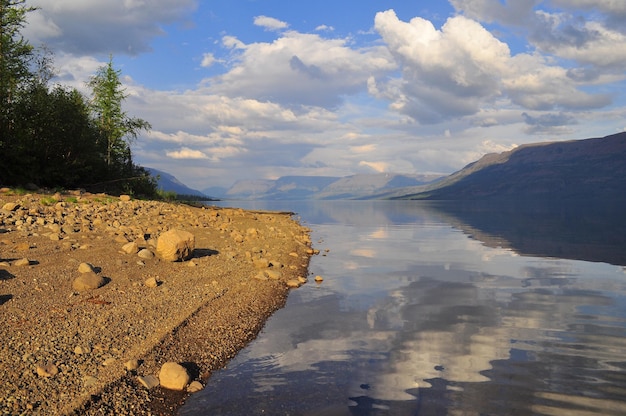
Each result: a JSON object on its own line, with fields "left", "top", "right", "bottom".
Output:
{"left": 180, "top": 200, "right": 626, "bottom": 416}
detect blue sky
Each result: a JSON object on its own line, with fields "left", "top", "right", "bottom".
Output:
{"left": 23, "top": 0, "right": 626, "bottom": 190}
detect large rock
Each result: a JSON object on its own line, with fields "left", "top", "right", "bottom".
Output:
{"left": 158, "top": 362, "right": 190, "bottom": 391}
{"left": 72, "top": 272, "right": 106, "bottom": 291}
{"left": 156, "top": 229, "right": 195, "bottom": 262}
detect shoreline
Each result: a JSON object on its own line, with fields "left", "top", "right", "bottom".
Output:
{"left": 0, "top": 190, "right": 314, "bottom": 415}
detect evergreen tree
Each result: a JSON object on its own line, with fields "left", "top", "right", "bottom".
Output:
{"left": 0, "top": 0, "right": 36, "bottom": 175}
{"left": 87, "top": 56, "right": 151, "bottom": 171}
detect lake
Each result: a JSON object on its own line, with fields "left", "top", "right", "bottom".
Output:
{"left": 179, "top": 200, "right": 626, "bottom": 415}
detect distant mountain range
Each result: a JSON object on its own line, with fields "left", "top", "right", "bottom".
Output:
{"left": 206, "top": 174, "right": 443, "bottom": 200}
{"left": 383, "top": 132, "right": 626, "bottom": 201}
{"left": 149, "top": 132, "right": 626, "bottom": 201}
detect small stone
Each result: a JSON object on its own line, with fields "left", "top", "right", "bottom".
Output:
{"left": 298, "top": 276, "right": 308, "bottom": 284}
{"left": 74, "top": 345, "right": 91, "bottom": 355}
{"left": 137, "top": 248, "right": 154, "bottom": 259}
{"left": 124, "top": 359, "right": 139, "bottom": 371}
{"left": 72, "top": 272, "right": 106, "bottom": 291}
{"left": 77, "top": 262, "right": 94, "bottom": 273}
{"left": 144, "top": 277, "right": 159, "bottom": 288}
{"left": 315, "top": 275, "right": 324, "bottom": 282}
{"left": 187, "top": 381, "right": 204, "bottom": 393}
{"left": 265, "top": 269, "right": 282, "bottom": 280}
{"left": 1, "top": 202, "right": 19, "bottom": 211}
{"left": 36, "top": 362, "right": 59, "bottom": 378}
{"left": 121, "top": 241, "right": 139, "bottom": 254}
{"left": 159, "top": 362, "right": 190, "bottom": 391}
{"left": 187, "top": 260, "right": 197, "bottom": 267}
{"left": 14, "top": 258, "right": 30, "bottom": 267}
{"left": 102, "top": 357, "right": 116, "bottom": 367}
{"left": 119, "top": 194, "right": 131, "bottom": 202}
{"left": 137, "top": 374, "right": 160, "bottom": 389}
{"left": 286, "top": 279, "right": 301, "bottom": 288}
{"left": 289, "top": 252, "right": 299, "bottom": 257}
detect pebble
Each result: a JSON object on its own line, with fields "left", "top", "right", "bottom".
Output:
{"left": 121, "top": 241, "right": 139, "bottom": 254}
{"left": 137, "top": 248, "right": 154, "bottom": 259}
{"left": 36, "top": 362, "right": 59, "bottom": 378}
{"left": 14, "top": 258, "right": 30, "bottom": 267}
{"left": 187, "top": 380, "right": 204, "bottom": 393}
{"left": 137, "top": 375, "right": 160, "bottom": 389}
{"left": 78, "top": 262, "right": 95, "bottom": 273}
{"left": 286, "top": 279, "right": 301, "bottom": 288}
{"left": 124, "top": 359, "right": 139, "bottom": 371}
{"left": 144, "top": 277, "right": 159, "bottom": 288}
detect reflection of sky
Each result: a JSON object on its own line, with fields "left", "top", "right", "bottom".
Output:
{"left": 183, "top": 201, "right": 626, "bottom": 415}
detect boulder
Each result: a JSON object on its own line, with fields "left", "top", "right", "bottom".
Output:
{"left": 72, "top": 272, "right": 106, "bottom": 291}
{"left": 156, "top": 229, "right": 195, "bottom": 262}
{"left": 158, "top": 362, "right": 190, "bottom": 391}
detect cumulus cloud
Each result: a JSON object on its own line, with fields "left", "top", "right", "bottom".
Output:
{"left": 206, "top": 31, "right": 396, "bottom": 109}
{"left": 24, "top": 0, "right": 197, "bottom": 55}
{"left": 372, "top": 9, "right": 614, "bottom": 124}
{"left": 253, "top": 15, "right": 289, "bottom": 31}
{"left": 451, "top": 0, "right": 626, "bottom": 68}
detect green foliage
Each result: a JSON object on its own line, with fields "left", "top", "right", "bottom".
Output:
{"left": 39, "top": 196, "right": 57, "bottom": 206}
{"left": 87, "top": 56, "right": 151, "bottom": 169}
{"left": 157, "top": 189, "right": 178, "bottom": 202}
{"left": 0, "top": 0, "right": 36, "bottom": 151}
{"left": 0, "top": 2, "right": 158, "bottom": 198}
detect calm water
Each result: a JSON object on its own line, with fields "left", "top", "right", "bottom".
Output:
{"left": 180, "top": 200, "right": 626, "bottom": 415}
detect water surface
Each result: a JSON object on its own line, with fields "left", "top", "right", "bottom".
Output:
{"left": 180, "top": 200, "right": 626, "bottom": 415}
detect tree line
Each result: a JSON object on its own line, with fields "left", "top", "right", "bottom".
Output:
{"left": 0, "top": 0, "right": 158, "bottom": 197}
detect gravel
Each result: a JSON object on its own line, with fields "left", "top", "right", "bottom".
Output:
{"left": 0, "top": 190, "right": 313, "bottom": 415}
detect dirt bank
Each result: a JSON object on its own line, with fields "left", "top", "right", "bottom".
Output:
{"left": 0, "top": 190, "right": 314, "bottom": 415}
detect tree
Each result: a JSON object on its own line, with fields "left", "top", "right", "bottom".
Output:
{"left": 0, "top": 0, "right": 36, "bottom": 154}
{"left": 87, "top": 56, "right": 151, "bottom": 171}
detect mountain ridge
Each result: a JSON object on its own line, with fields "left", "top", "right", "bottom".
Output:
{"left": 389, "top": 132, "right": 626, "bottom": 201}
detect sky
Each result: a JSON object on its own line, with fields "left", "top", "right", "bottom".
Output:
{"left": 22, "top": 0, "right": 626, "bottom": 190}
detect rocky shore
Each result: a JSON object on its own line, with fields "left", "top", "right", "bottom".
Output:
{"left": 0, "top": 189, "right": 315, "bottom": 415}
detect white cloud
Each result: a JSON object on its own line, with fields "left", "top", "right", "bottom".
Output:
{"left": 315, "top": 25, "right": 335, "bottom": 32}
{"left": 166, "top": 147, "right": 208, "bottom": 159}
{"left": 207, "top": 31, "right": 396, "bottom": 109}
{"left": 200, "top": 52, "right": 216, "bottom": 68}
{"left": 372, "top": 9, "right": 614, "bottom": 124}
{"left": 24, "top": 0, "right": 197, "bottom": 55}
{"left": 253, "top": 15, "right": 288, "bottom": 31}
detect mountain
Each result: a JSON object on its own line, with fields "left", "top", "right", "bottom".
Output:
{"left": 219, "top": 173, "right": 442, "bottom": 200}
{"left": 146, "top": 168, "right": 209, "bottom": 198}
{"left": 389, "top": 132, "right": 626, "bottom": 201}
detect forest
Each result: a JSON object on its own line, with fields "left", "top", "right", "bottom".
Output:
{"left": 0, "top": 0, "right": 158, "bottom": 197}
